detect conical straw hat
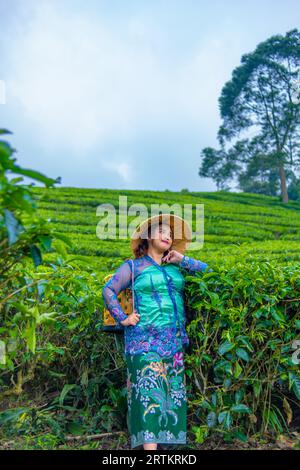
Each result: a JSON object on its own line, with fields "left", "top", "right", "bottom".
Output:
{"left": 130, "top": 213, "right": 192, "bottom": 255}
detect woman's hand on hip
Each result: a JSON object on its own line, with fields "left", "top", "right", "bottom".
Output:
{"left": 120, "top": 309, "right": 140, "bottom": 326}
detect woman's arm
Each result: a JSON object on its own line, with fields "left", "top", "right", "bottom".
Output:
{"left": 179, "top": 254, "right": 213, "bottom": 273}
{"left": 102, "top": 260, "right": 133, "bottom": 325}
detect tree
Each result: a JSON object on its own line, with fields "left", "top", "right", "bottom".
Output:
{"left": 199, "top": 29, "right": 300, "bottom": 203}
{"left": 287, "top": 171, "right": 300, "bottom": 200}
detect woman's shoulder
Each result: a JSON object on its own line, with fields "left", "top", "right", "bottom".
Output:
{"left": 126, "top": 255, "right": 146, "bottom": 264}
{"left": 123, "top": 255, "right": 147, "bottom": 271}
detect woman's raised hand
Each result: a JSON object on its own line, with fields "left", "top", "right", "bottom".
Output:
{"left": 161, "top": 249, "right": 184, "bottom": 264}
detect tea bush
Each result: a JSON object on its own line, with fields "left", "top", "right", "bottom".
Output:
{"left": 184, "top": 261, "right": 300, "bottom": 441}
{"left": 1, "top": 128, "right": 300, "bottom": 447}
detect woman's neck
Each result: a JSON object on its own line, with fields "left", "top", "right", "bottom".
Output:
{"left": 146, "top": 249, "right": 163, "bottom": 266}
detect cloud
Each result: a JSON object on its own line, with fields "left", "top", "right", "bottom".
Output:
{"left": 4, "top": 0, "right": 291, "bottom": 190}
{"left": 6, "top": 1, "right": 231, "bottom": 158}
{"left": 101, "top": 159, "right": 134, "bottom": 183}
{"left": 6, "top": 3, "right": 164, "bottom": 155}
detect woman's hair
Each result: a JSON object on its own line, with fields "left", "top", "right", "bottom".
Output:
{"left": 133, "top": 221, "right": 174, "bottom": 259}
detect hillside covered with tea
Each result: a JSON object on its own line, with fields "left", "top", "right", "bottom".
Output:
{"left": 31, "top": 186, "right": 300, "bottom": 277}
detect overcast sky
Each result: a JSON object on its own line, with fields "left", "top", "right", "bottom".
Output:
{"left": 0, "top": 0, "right": 299, "bottom": 191}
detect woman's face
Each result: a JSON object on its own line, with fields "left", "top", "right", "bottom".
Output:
{"left": 149, "top": 223, "right": 173, "bottom": 253}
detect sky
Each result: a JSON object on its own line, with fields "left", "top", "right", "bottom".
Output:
{"left": 0, "top": 0, "right": 299, "bottom": 192}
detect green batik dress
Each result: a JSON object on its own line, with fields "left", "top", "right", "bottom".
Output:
{"left": 125, "top": 347, "right": 187, "bottom": 448}
{"left": 102, "top": 253, "right": 212, "bottom": 449}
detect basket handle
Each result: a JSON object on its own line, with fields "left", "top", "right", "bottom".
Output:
{"left": 131, "top": 259, "right": 135, "bottom": 313}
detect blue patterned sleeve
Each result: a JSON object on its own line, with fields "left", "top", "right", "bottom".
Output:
{"left": 102, "top": 260, "right": 133, "bottom": 325}
{"left": 179, "top": 255, "right": 212, "bottom": 273}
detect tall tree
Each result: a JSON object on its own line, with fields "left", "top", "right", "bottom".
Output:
{"left": 199, "top": 29, "right": 300, "bottom": 203}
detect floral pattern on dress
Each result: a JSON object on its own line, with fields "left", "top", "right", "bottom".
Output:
{"left": 102, "top": 254, "right": 212, "bottom": 355}
{"left": 131, "top": 430, "right": 186, "bottom": 448}
{"left": 173, "top": 351, "right": 184, "bottom": 368}
{"left": 127, "top": 372, "right": 133, "bottom": 409}
{"left": 126, "top": 351, "right": 187, "bottom": 448}
{"left": 125, "top": 324, "right": 189, "bottom": 357}
{"left": 131, "top": 352, "right": 187, "bottom": 427}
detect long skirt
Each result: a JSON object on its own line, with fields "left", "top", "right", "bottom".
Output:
{"left": 125, "top": 348, "right": 187, "bottom": 449}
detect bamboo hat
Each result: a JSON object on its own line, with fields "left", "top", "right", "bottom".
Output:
{"left": 130, "top": 213, "right": 192, "bottom": 255}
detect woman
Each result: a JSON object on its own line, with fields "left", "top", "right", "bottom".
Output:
{"left": 102, "top": 214, "right": 211, "bottom": 450}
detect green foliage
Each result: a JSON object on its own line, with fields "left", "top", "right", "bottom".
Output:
{"left": 199, "top": 29, "right": 300, "bottom": 202}
{"left": 185, "top": 260, "right": 300, "bottom": 440}
{"left": 25, "top": 184, "right": 300, "bottom": 273}
{"left": 0, "top": 131, "right": 127, "bottom": 439}
{"left": 1, "top": 128, "right": 300, "bottom": 447}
